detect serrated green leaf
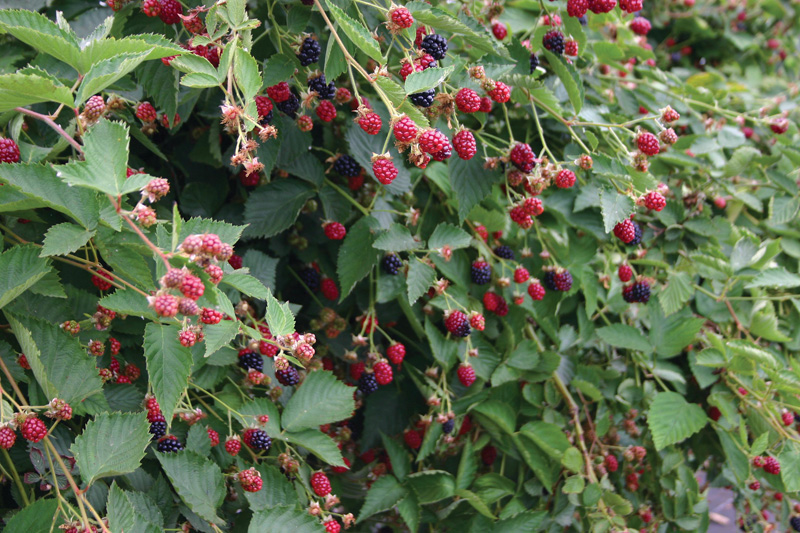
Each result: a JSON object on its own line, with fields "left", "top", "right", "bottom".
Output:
{"left": 281, "top": 370, "right": 356, "bottom": 432}
{"left": 40, "top": 223, "right": 95, "bottom": 257}
{"left": 404, "top": 66, "right": 454, "bottom": 94}
{"left": 658, "top": 272, "right": 694, "bottom": 316}
{"left": 457, "top": 489, "right": 496, "bottom": 518}
{"left": 649, "top": 306, "right": 705, "bottom": 358}
{"left": 424, "top": 318, "right": 458, "bottom": 372}
{"left": 3, "top": 497, "right": 62, "bottom": 533}
{"left": 0, "top": 244, "right": 53, "bottom": 309}
{"left": 494, "top": 511, "right": 547, "bottom": 533}
{"left": 542, "top": 50, "right": 583, "bottom": 113}
{"left": 406, "top": 470, "right": 455, "bottom": 504}
{"left": 0, "top": 9, "right": 80, "bottom": 70}
{"left": 243, "top": 464, "right": 297, "bottom": 511}
{"left": 222, "top": 271, "right": 270, "bottom": 300}
{"left": 72, "top": 412, "right": 150, "bottom": 485}
{"left": 449, "top": 155, "right": 495, "bottom": 223}
{"left": 726, "top": 339, "right": 778, "bottom": 368}
{"left": 407, "top": 259, "right": 437, "bottom": 305}
{"left": 723, "top": 146, "right": 760, "bottom": 177}
{"left": 519, "top": 421, "right": 570, "bottom": 459}
{"left": 203, "top": 320, "right": 239, "bottom": 358}
{"left": 596, "top": 324, "right": 652, "bottom": 352}
{"left": 75, "top": 52, "right": 152, "bottom": 105}
{"left": 180, "top": 72, "right": 220, "bottom": 88}
{"left": 263, "top": 52, "right": 302, "bottom": 87}
{"left": 0, "top": 70, "right": 75, "bottom": 111}
{"left": 359, "top": 475, "right": 406, "bottom": 520}
{"left": 456, "top": 439, "right": 477, "bottom": 491}
{"left": 324, "top": 1, "right": 383, "bottom": 63}
{"left": 381, "top": 431, "right": 411, "bottom": 481}
{"left": 249, "top": 505, "right": 325, "bottom": 533}
{"left": 397, "top": 492, "right": 421, "bottom": 532}
{"left": 749, "top": 310, "right": 791, "bottom": 342}
{"left": 745, "top": 267, "right": 800, "bottom": 289}
{"left": 78, "top": 34, "right": 184, "bottom": 73}
{"left": 169, "top": 52, "right": 219, "bottom": 78}
{"left": 0, "top": 163, "right": 101, "bottom": 229}
{"left": 428, "top": 223, "right": 472, "bottom": 251}
{"left": 265, "top": 289, "right": 295, "bottom": 336}
{"left": 471, "top": 400, "right": 516, "bottom": 434}
{"left": 98, "top": 290, "right": 158, "bottom": 320}
{"left": 234, "top": 46, "right": 261, "bottom": 101}
{"left": 179, "top": 217, "right": 245, "bottom": 247}
{"left": 143, "top": 323, "right": 193, "bottom": 424}
{"left": 107, "top": 482, "right": 164, "bottom": 533}
{"left": 373, "top": 223, "right": 423, "bottom": 251}
{"left": 779, "top": 442, "right": 800, "bottom": 493}
{"left": 599, "top": 188, "right": 636, "bottom": 233}
{"left": 157, "top": 451, "right": 225, "bottom": 525}
{"left": 562, "top": 475, "right": 585, "bottom": 494}
{"left": 284, "top": 429, "right": 345, "bottom": 467}
{"left": 337, "top": 216, "right": 381, "bottom": 299}
{"left": 243, "top": 179, "right": 316, "bottom": 239}
{"left": 646, "top": 391, "right": 708, "bottom": 450}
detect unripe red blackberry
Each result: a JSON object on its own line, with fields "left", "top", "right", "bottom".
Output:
{"left": 0, "top": 137, "right": 21, "bottom": 164}
{"left": 201, "top": 307, "right": 223, "bottom": 324}
{"left": 604, "top": 454, "right": 619, "bottom": 472}
{"left": 514, "top": 266, "right": 530, "bottom": 284}
{"left": 334, "top": 87, "right": 352, "bottom": 104}
{"left": 357, "top": 111, "right": 382, "bottom": 135}
{"left": 387, "top": 342, "right": 406, "bottom": 365}
{"left": 469, "top": 311, "right": 485, "bottom": 331}
{"left": 179, "top": 274, "right": 204, "bottom": 300}
{"left": 522, "top": 197, "right": 544, "bottom": 217}
{"left": 82, "top": 95, "right": 106, "bottom": 122}
{"left": 321, "top": 278, "right": 339, "bottom": 300}
{"left": 158, "top": 0, "right": 183, "bottom": 24}
{"left": 455, "top": 88, "right": 481, "bottom": 113}
{"left": 92, "top": 271, "right": 114, "bottom": 291}
{"left": 479, "top": 97, "right": 493, "bottom": 113}
{"left": 324, "top": 520, "right": 341, "bottom": 533}
{"left": 238, "top": 467, "right": 263, "bottom": 492}
{"left": 225, "top": 436, "right": 242, "bottom": 456}
{"left": 21, "top": 416, "right": 47, "bottom": 442}
{"left": 661, "top": 106, "right": 680, "bottom": 123}
{"left": 659, "top": 128, "right": 678, "bottom": 145}
{"left": 46, "top": 398, "right": 73, "bottom": 421}
{"left": 323, "top": 221, "right": 346, "bottom": 240}
{"left": 527, "top": 281, "right": 545, "bottom": 300}
{"left": 372, "top": 156, "right": 398, "bottom": 185}
{"left": 555, "top": 169, "right": 576, "bottom": 188}
{"left": 152, "top": 293, "right": 179, "bottom": 317}
{"left": 770, "top": 118, "right": 789, "bottom": 134}
{"left": 404, "top": 429, "right": 423, "bottom": 449}
{"left": 509, "top": 206, "right": 533, "bottom": 229}
{"left": 419, "top": 128, "right": 450, "bottom": 154}
{"left": 445, "top": 310, "right": 471, "bottom": 337}
{"left": 453, "top": 129, "right": 477, "bottom": 160}
{"left": 457, "top": 363, "right": 476, "bottom": 387}
{"left": 588, "top": 0, "right": 616, "bottom": 14}
{"left": 142, "top": 0, "right": 160, "bottom": 17}
{"left": 565, "top": 40, "right": 579, "bottom": 56}
{"left": 373, "top": 361, "right": 393, "bottom": 385}
{"left": 179, "top": 329, "right": 197, "bottom": 347}
{"left": 509, "top": 142, "right": 535, "bottom": 173}
{"left": 614, "top": 219, "right": 636, "bottom": 244}
{"left": 389, "top": 6, "right": 414, "bottom": 28}
{"left": 567, "top": 0, "right": 588, "bottom": 17}
{"left": 487, "top": 81, "right": 510, "bottom": 103}
{"left": 637, "top": 131, "right": 660, "bottom": 156}
{"left": 393, "top": 116, "right": 418, "bottom": 143}
{"left": 0, "top": 426, "right": 16, "bottom": 449}
{"left": 618, "top": 264, "right": 633, "bottom": 282}
{"left": 643, "top": 191, "right": 666, "bottom": 211}
{"left": 764, "top": 457, "right": 781, "bottom": 475}
{"left": 315, "top": 100, "right": 337, "bottom": 122}
{"left": 310, "top": 472, "right": 332, "bottom": 496}
{"left": 630, "top": 17, "right": 651, "bottom": 36}
{"left": 481, "top": 445, "right": 497, "bottom": 465}
{"left": 492, "top": 22, "right": 507, "bottom": 40}
{"left": 619, "top": 0, "right": 642, "bottom": 12}
{"left": 266, "top": 82, "right": 291, "bottom": 103}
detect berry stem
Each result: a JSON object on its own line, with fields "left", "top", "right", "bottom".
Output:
{"left": 14, "top": 107, "right": 84, "bottom": 155}
{"left": 1, "top": 448, "right": 30, "bottom": 507}
{"left": 323, "top": 178, "right": 371, "bottom": 216}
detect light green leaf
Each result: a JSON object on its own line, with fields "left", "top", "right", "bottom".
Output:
{"left": 494, "top": 511, "right": 547, "bottom": 533}
{"left": 381, "top": 431, "right": 411, "bottom": 481}
{"left": 98, "top": 290, "right": 158, "bottom": 320}
{"left": 107, "top": 482, "right": 164, "bottom": 533}
{"left": 221, "top": 271, "right": 270, "bottom": 300}
{"left": 262, "top": 53, "right": 302, "bottom": 87}
{"left": 72, "top": 412, "right": 150, "bottom": 485}
{"left": 450, "top": 155, "right": 495, "bottom": 223}
{"left": 780, "top": 442, "right": 800, "bottom": 492}
{"left": 0, "top": 70, "right": 75, "bottom": 111}
{"left": 243, "top": 464, "right": 297, "bottom": 511}
{"left": 424, "top": 318, "right": 458, "bottom": 372}
{"left": 157, "top": 451, "right": 225, "bottom": 525}
{"left": 745, "top": 268, "right": 800, "bottom": 289}
{"left": 203, "top": 320, "right": 239, "bottom": 358}
{"left": 407, "top": 259, "right": 437, "bottom": 305}
{"left": 404, "top": 66, "right": 455, "bottom": 94}
{"left": 658, "top": 272, "right": 694, "bottom": 316}
{"left": 241, "top": 250, "right": 279, "bottom": 291}
{"left": 78, "top": 35, "right": 184, "bottom": 73}
{"left": 337, "top": 216, "right": 381, "bottom": 299}
{"left": 180, "top": 72, "right": 221, "bottom": 88}
{"left": 723, "top": 146, "right": 760, "bottom": 177}
{"left": 249, "top": 505, "right": 325, "bottom": 533}
{"left": 749, "top": 310, "right": 791, "bottom": 342}
{"left": 284, "top": 429, "right": 345, "bottom": 467}
{"left": 281, "top": 370, "right": 356, "bottom": 432}
{"left": 596, "top": 324, "right": 651, "bottom": 352}
{"left": 649, "top": 306, "right": 704, "bottom": 358}
{"left": 169, "top": 52, "right": 219, "bottom": 79}
{"left": 397, "top": 493, "right": 421, "bottom": 532}
{"left": 40, "top": 223, "right": 95, "bottom": 257}
{"left": 75, "top": 52, "right": 152, "bottom": 105}
{"left": 599, "top": 188, "right": 636, "bottom": 233}
{"left": 0, "top": 9, "right": 80, "bottom": 70}
{"left": 726, "top": 340, "right": 778, "bottom": 368}
{"left": 243, "top": 179, "right": 316, "bottom": 239}
{"left": 563, "top": 475, "right": 585, "bottom": 494}
{"left": 3, "top": 497, "right": 61, "bottom": 533}
{"left": 456, "top": 439, "right": 477, "bottom": 491}
{"left": 406, "top": 470, "right": 455, "bottom": 504}
{"left": 519, "top": 421, "right": 570, "bottom": 459}
{"left": 373, "top": 223, "right": 423, "bottom": 251}
{"left": 428, "top": 223, "right": 472, "bottom": 251}
{"left": 143, "top": 323, "right": 193, "bottom": 423}
{"left": 0, "top": 244, "right": 53, "bottom": 309}
{"left": 324, "top": 1, "right": 383, "bottom": 63}
{"left": 471, "top": 400, "right": 516, "bottom": 434}
{"left": 265, "top": 289, "right": 295, "bottom": 336}
{"left": 456, "top": 489, "right": 496, "bottom": 518}
{"left": 234, "top": 46, "right": 261, "bottom": 101}
{"left": 561, "top": 447, "right": 583, "bottom": 473}
{"left": 646, "top": 391, "right": 708, "bottom": 450}
{"left": 542, "top": 51, "right": 584, "bottom": 113}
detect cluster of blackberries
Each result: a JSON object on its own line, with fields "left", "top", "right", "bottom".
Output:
{"left": 358, "top": 372, "right": 379, "bottom": 395}
{"left": 623, "top": 281, "right": 650, "bottom": 303}
{"left": 299, "top": 266, "right": 321, "bottom": 291}
{"left": 308, "top": 75, "right": 336, "bottom": 100}
{"left": 543, "top": 30, "right": 565, "bottom": 55}
{"left": 276, "top": 89, "right": 301, "bottom": 117}
{"left": 276, "top": 366, "right": 300, "bottom": 386}
{"left": 157, "top": 436, "right": 184, "bottom": 453}
{"left": 543, "top": 269, "right": 573, "bottom": 292}
{"left": 382, "top": 253, "right": 403, "bottom": 275}
{"left": 410, "top": 89, "right": 436, "bottom": 108}
{"left": 333, "top": 154, "right": 361, "bottom": 177}
{"left": 238, "top": 349, "right": 264, "bottom": 372}
{"left": 150, "top": 420, "right": 167, "bottom": 439}
{"left": 244, "top": 428, "right": 272, "bottom": 451}
{"left": 421, "top": 34, "right": 448, "bottom": 59}
{"left": 298, "top": 37, "right": 321, "bottom": 66}
{"left": 493, "top": 245, "right": 514, "bottom": 260}
{"left": 471, "top": 260, "right": 492, "bottom": 285}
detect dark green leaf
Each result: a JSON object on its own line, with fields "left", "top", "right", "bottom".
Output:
{"left": 72, "top": 412, "right": 150, "bottom": 485}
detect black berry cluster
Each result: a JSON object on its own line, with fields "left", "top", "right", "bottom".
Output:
{"left": 276, "top": 366, "right": 300, "bottom": 386}
{"left": 333, "top": 155, "right": 361, "bottom": 177}
{"left": 543, "top": 270, "right": 573, "bottom": 292}
{"left": 157, "top": 436, "right": 184, "bottom": 453}
{"left": 276, "top": 90, "right": 301, "bottom": 118}
{"left": 308, "top": 75, "right": 336, "bottom": 100}
{"left": 493, "top": 245, "right": 515, "bottom": 260}
{"left": 247, "top": 429, "right": 272, "bottom": 451}
{"left": 421, "top": 34, "right": 448, "bottom": 60}
{"left": 530, "top": 53, "right": 539, "bottom": 73}
{"left": 382, "top": 254, "right": 403, "bottom": 275}
{"left": 442, "top": 419, "right": 455, "bottom": 434}
{"left": 471, "top": 260, "right": 492, "bottom": 285}
{"left": 627, "top": 221, "right": 643, "bottom": 246}
{"left": 358, "top": 372, "right": 379, "bottom": 395}
{"left": 149, "top": 420, "right": 167, "bottom": 439}
{"left": 410, "top": 89, "right": 436, "bottom": 108}
{"left": 238, "top": 350, "right": 264, "bottom": 372}
{"left": 297, "top": 37, "right": 321, "bottom": 66}
{"left": 623, "top": 281, "right": 651, "bottom": 303}
{"left": 543, "top": 30, "right": 565, "bottom": 55}
{"left": 299, "top": 267, "right": 321, "bottom": 291}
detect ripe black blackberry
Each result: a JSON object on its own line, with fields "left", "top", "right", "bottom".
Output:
{"left": 627, "top": 221, "right": 643, "bottom": 246}
{"left": 790, "top": 516, "right": 800, "bottom": 532}
{"left": 623, "top": 281, "right": 650, "bottom": 303}
{"left": 238, "top": 350, "right": 264, "bottom": 372}
{"left": 442, "top": 419, "right": 455, "bottom": 434}
{"left": 493, "top": 245, "right": 515, "bottom": 260}
{"left": 421, "top": 34, "right": 448, "bottom": 60}
{"left": 276, "top": 366, "right": 300, "bottom": 386}
{"left": 149, "top": 421, "right": 167, "bottom": 439}
{"left": 530, "top": 53, "right": 539, "bottom": 73}
{"left": 358, "top": 372, "right": 379, "bottom": 395}
{"left": 544, "top": 269, "right": 573, "bottom": 292}
{"left": 276, "top": 90, "right": 300, "bottom": 118}
{"left": 259, "top": 109, "right": 273, "bottom": 125}
{"left": 471, "top": 260, "right": 492, "bottom": 285}
{"left": 308, "top": 75, "right": 336, "bottom": 100}
{"left": 543, "top": 30, "right": 565, "bottom": 55}
{"left": 297, "top": 37, "right": 321, "bottom": 66}
{"left": 333, "top": 155, "right": 361, "bottom": 177}
{"left": 248, "top": 429, "right": 272, "bottom": 451}
{"left": 410, "top": 89, "right": 436, "bottom": 108}
{"left": 382, "top": 253, "right": 403, "bottom": 275}
{"left": 299, "top": 266, "right": 321, "bottom": 291}
{"left": 157, "top": 436, "right": 184, "bottom": 453}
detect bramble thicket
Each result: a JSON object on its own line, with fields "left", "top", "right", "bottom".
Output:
{"left": 0, "top": 0, "right": 799, "bottom": 531}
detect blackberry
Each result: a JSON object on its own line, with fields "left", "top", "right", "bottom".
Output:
{"left": 297, "top": 37, "right": 321, "bottom": 66}
{"left": 238, "top": 350, "right": 264, "bottom": 372}
{"left": 333, "top": 155, "right": 361, "bottom": 177}
{"left": 543, "top": 30, "right": 565, "bottom": 55}
{"left": 358, "top": 372, "right": 379, "bottom": 395}
{"left": 382, "top": 254, "right": 403, "bottom": 275}
{"left": 627, "top": 221, "right": 643, "bottom": 246}
{"left": 299, "top": 266, "right": 321, "bottom": 291}
{"left": 259, "top": 109, "right": 273, "bottom": 125}
{"left": 791, "top": 516, "right": 800, "bottom": 532}
{"left": 149, "top": 421, "right": 167, "bottom": 439}
{"left": 246, "top": 429, "right": 272, "bottom": 451}
{"left": 471, "top": 260, "right": 492, "bottom": 285}
{"left": 624, "top": 281, "right": 650, "bottom": 303}
{"left": 421, "top": 34, "right": 448, "bottom": 60}
{"left": 308, "top": 75, "right": 336, "bottom": 100}
{"left": 157, "top": 436, "right": 184, "bottom": 453}
{"left": 276, "top": 90, "right": 300, "bottom": 118}
{"left": 543, "top": 271, "right": 555, "bottom": 290}
{"left": 410, "top": 89, "right": 435, "bottom": 108}
{"left": 578, "top": 15, "right": 587, "bottom": 25}
{"left": 442, "top": 419, "right": 455, "bottom": 434}
{"left": 276, "top": 366, "right": 300, "bottom": 386}
{"left": 493, "top": 245, "right": 515, "bottom": 260}
{"left": 544, "top": 270, "right": 573, "bottom": 292}
{"left": 530, "top": 53, "right": 539, "bottom": 73}
{"left": 445, "top": 311, "right": 471, "bottom": 338}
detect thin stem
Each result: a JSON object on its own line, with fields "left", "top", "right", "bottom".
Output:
{"left": 323, "top": 178, "right": 370, "bottom": 216}
{"left": 2, "top": 448, "right": 30, "bottom": 506}
{"left": 14, "top": 107, "right": 83, "bottom": 154}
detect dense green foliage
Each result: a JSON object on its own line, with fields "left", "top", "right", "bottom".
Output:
{"left": 0, "top": 0, "right": 799, "bottom": 532}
